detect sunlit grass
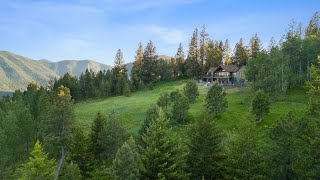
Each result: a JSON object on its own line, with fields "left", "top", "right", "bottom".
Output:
{"left": 75, "top": 80, "right": 308, "bottom": 136}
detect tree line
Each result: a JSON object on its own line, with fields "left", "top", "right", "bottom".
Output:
{"left": 52, "top": 19, "right": 271, "bottom": 103}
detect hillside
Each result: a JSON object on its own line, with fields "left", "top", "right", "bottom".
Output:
{"left": 0, "top": 51, "right": 114, "bottom": 92}
{"left": 39, "top": 59, "right": 112, "bottom": 77}
{"left": 0, "top": 51, "right": 59, "bottom": 92}
{"left": 74, "top": 80, "right": 308, "bottom": 135}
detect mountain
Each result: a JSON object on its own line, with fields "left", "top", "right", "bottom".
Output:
{"left": 0, "top": 51, "right": 59, "bottom": 92}
{"left": 0, "top": 51, "right": 112, "bottom": 92}
{"left": 39, "top": 59, "right": 112, "bottom": 77}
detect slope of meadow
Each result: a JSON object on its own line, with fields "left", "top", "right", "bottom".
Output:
{"left": 75, "top": 80, "right": 308, "bottom": 135}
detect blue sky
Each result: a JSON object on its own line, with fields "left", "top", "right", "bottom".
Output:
{"left": 0, "top": 0, "right": 319, "bottom": 65}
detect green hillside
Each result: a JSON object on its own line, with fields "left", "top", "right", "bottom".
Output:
{"left": 75, "top": 80, "right": 308, "bottom": 135}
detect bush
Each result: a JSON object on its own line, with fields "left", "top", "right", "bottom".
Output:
{"left": 251, "top": 90, "right": 270, "bottom": 120}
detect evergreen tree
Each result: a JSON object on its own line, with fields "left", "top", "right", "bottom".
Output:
{"left": 232, "top": 38, "right": 249, "bottom": 66}
{"left": 45, "top": 86, "right": 75, "bottom": 156}
{"left": 156, "top": 93, "right": 171, "bottom": 111}
{"left": 305, "top": 11, "right": 320, "bottom": 37}
{"left": 171, "top": 93, "right": 190, "bottom": 123}
{"left": 98, "top": 111, "right": 127, "bottom": 162}
{"left": 205, "top": 84, "right": 228, "bottom": 117}
{"left": 293, "top": 76, "right": 320, "bottom": 178}
{"left": 282, "top": 20, "right": 304, "bottom": 87}
{"left": 18, "top": 140, "right": 57, "bottom": 180}
{"left": 250, "top": 33, "right": 262, "bottom": 59}
{"left": 200, "top": 25, "right": 209, "bottom": 78}
{"left": 68, "top": 127, "right": 91, "bottom": 178}
{"left": 90, "top": 112, "right": 107, "bottom": 162}
{"left": 158, "top": 59, "right": 173, "bottom": 81}
{"left": 131, "top": 43, "right": 144, "bottom": 91}
{"left": 251, "top": 90, "right": 270, "bottom": 120}
{"left": 112, "top": 137, "right": 141, "bottom": 180}
{"left": 175, "top": 43, "right": 186, "bottom": 76}
{"left": 112, "top": 49, "right": 129, "bottom": 95}
{"left": 206, "top": 40, "right": 215, "bottom": 69}
{"left": 183, "top": 80, "right": 199, "bottom": 103}
{"left": 226, "top": 115, "right": 267, "bottom": 179}
{"left": 293, "top": 109, "right": 320, "bottom": 179}
{"left": 140, "top": 40, "right": 159, "bottom": 86}
{"left": 214, "top": 41, "right": 224, "bottom": 66}
{"left": 60, "top": 162, "right": 82, "bottom": 180}
{"left": 53, "top": 72, "right": 80, "bottom": 101}
{"left": 79, "top": 69, "right": 96, "bottom": 99}
{"left": 141, "top": 108, "right": 188, "bottom": 179}
{"left": 138, "top": 104, "right": 161, "bottom": 138}
{"left": 269, "top": 112, "right": 298, "bottom": 179}
{"left": 306, "top": 56, "right": 320, "bottom": 95}
{"left": 187, "top": 113, "right": 226, "bottom": 179}
{"left": 186, "top": 28, "right": 200, "bottom": 78}
{"left": 223, "top": 39, "right": 232, "bottom": 65}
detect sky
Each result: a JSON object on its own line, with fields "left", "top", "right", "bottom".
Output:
{"left": 0, "top": 0, "right": 319, "bottom": 65}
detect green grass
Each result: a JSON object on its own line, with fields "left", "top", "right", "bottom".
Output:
{"left": 75, "top": 80, "right": 308, "bottom": 136}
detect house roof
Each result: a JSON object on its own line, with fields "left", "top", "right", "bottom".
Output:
{"left": 208, "top": 65, "right": 240, "bottom": 73}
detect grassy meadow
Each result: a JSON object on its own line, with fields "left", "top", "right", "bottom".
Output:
{"left": 75, "top": 79, "right": 308, "bottom": 135}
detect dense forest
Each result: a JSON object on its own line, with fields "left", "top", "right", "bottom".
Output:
{"left": 0, "top": 12, "right": 320, "bottom": 179}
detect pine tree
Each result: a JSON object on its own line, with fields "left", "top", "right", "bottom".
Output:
{"left": 158, "top": 59, "right": 173, "bottom": 81}
{"left": 112, "top": 137, "right": 141, "bottom": 180}
{"left": 46, "top": 86, "right": 75, "bottom": 153}
{"left": 183, "top": 80, "right": 199, "bottom": 103}
{"left": 187, "top": 113, "right": 226, "bottom": 179}
{"left": 226, "top": 115, "right": 267, "bottom": 179}
{"left": 131, "top": 43, "right": 144, "bottom": 91}
{"left": 269, "top": 112, "right": 298, "bottom": 179}
{"left": 112, "top": 49, "right": 129, "bottom": 95}
{"left": 305, "top": 11, "right": 320, "bottom": 37}
{"left": 156, "top": 93, "right": 171, "bottom": 111}
{"left": 170, "top": 57, "right": 178, "bottom": 78}
{"left": 293, "top": 107, "right": 320, "bottom": 179}
{"left": 205, "top": 84, "right": 228, "bottom": 117}
{"left": 200, "top": 25, "right": 209, "bottom": 78}
{"left": 186, "top": 28, "right": 200, "bottom": 78}
{"left": 175, "top": 43, "right": 186, "bottom": 76}
{"left": 141, "top": 108, "right": 188, "bottom": 179}
{"left": 223, "top": 39, "right": 232, "bottom": 65}
{"left": 60, "top": 162, "right": 82, "bottom": 180}
{"left": 171, "top": 93, "right": 190, "bottom": 123}
{"left": 251, "top": 90, "right": 270, "bottom": 120}
{"left": 232, "top": 38, "right": 249, "bottom": 66}
{"left": 306, "top": 56, "right": 320, "bottom": 95}
{"left": 140, "top": 40, "right": 159, "bottom": 86}
{"left": 138, "top": 104, "right": 161, "bottom": 139}
{"left": 250, "top": 33, "right": 262, "bottom": 59}
{"left": 206, "top": 40, "right": 215, "bottom": 69}
{"left": 68, "top": 127, "right": 91, "bottom": 178}
{"left": 90, "top": 112, "right": 106, "bottom": 162}
{"left": 98, "top": 111, "right": 127, "bottom": 162}
{"left": 18, "top": 140, "right": 57, "bottom": 180}
{"left": 214, "top": 40, "right": 224, "bottom": 66}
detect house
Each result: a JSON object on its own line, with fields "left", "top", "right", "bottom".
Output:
{"left": 204, "top": 65, "right": 245, "bottom": 84}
